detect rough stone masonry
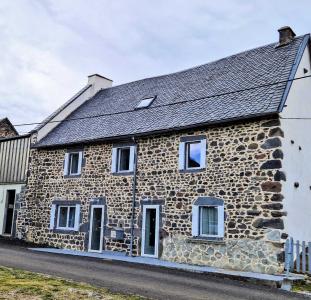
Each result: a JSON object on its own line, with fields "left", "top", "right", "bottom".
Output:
{"left": 16, "top": 117, "right": 286, "bottom": 274}
{"left": 0, "top": 118, "right": 18, "bottom": 138}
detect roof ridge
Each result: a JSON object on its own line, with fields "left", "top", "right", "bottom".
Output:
{"left": 107, "top": 34, "right": 308, "bottom": 91}
{"left": 35, "top": 33, "right": 309, "bottom": 147}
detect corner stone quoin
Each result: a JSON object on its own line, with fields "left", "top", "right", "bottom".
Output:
{"left": 260, "top": 160, "right": 282, "bottom": 170}
{"left": 261, "top": 138, "right": 282, "bottom": 149}
{"left": 261, "top": 181, "right": 282, "bottom": 193}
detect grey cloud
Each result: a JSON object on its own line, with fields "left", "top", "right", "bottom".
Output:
{"left": 0, "top": 0, "right": 311, "bottom": 133}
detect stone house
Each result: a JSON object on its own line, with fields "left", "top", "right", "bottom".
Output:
{"left": 16, "top": 27, "right": 311, "bottom": 274}
{"left": 0, "top": 117, "right": 18, "bottom": 139}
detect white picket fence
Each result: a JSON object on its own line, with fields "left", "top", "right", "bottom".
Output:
{"left": 285, "top": 238, "right": 311, "bottom": 275}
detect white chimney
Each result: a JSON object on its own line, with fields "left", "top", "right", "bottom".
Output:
{"left": 36, "top": 73, "right": 113, "bottom": 142}
{"left": 88, "top": 74, "right": 113, "bottom": 96}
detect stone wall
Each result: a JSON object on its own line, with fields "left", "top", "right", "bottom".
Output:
{"left": 0, "top": 118, "right": 17, "bottom": 138}
{"left": 162, "top": 236, "right": 282, "bottom": 274}
{"left": 16, "top": 117, "right": 286, "bottom": 274}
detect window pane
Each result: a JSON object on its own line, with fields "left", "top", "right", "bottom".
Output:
{"left": 118, "top": 148, "right": 130, "bottom": 171}
{"left": 201, "top": 207, "right": 218, "bottom": 235}
{"left": 187, "top": 142, "right": 201, "bottom": 168}
{"left": 144, "top": 208, "right": 156, "bottom": 255}
{"left": 68, "top": 207, "right": 76, "bottom": 228}
{"left": 59, "top": 207, "right": 68, "bottom": 227}
{"left": 70, "top": 153, "right": 79, "bottom": 174}
{"left": 90, "top": 207, "right": 103, "bottom": 251}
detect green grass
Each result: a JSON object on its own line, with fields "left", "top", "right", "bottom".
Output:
{"left": 0, "top": 266, "right": 143, "bottom": 300}
{"left": 292, "top": 279, "right": 311, "bottom": 294}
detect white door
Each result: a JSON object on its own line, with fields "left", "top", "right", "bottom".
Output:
{"left": 88, "top": 205, "right": 105, "bottom": 253}
{"left": 141, "top": 205, "right": 160, "bottom": 258}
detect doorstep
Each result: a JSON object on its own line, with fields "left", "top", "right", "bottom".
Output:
{"left": 29, "top": 247, "right": 304, "bottom": 288}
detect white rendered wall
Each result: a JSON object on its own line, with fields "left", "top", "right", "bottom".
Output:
{"left": 281, "top": 44, "right": 311, "bottom": 242}
{"left": 37, "top": 75, "right": 112, "bottom": 142}
{"left": 0, "top": 184, "right": 24, "bottom": 234}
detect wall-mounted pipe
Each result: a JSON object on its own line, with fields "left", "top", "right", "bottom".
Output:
{"left": 129, "top": 137, "right": 138, "bottom": 257}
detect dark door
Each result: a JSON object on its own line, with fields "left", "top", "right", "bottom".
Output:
{"left": 143, "top": 208, "right": 157, "bottom": 256}
{"left": 4, "top": 190, "right": 16, "bottom": 235}
{"left": 89, "top": 206, "right": 104, "bottom": 252}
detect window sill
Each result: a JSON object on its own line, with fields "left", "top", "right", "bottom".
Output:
{"left": 187, "top": 237, "right": 225, "bottom": 245}
{"left": 64, "top": 174, "right": 82, "bottom": 179}
{"left": 52, "top": 229, "right": 79, "bottom": 234}
{"left": 179, "top": 168, "right": 205, "bottom": 174}
{"left": 112, "top": 171, "right": 134, "bottom": 176}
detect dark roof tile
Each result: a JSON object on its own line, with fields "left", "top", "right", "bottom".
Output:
{"left": 36, "top": 35, "right": 308, "bottom": 147}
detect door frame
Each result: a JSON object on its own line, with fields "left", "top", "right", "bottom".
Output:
{"left": 88, "top": 204, "right": 105, "bottom": 253}
{"left": 2, "top": 189, "right": 16, "bottom": 236}
{"left": 141, "top": 204, "right": 160, "bottom": 258}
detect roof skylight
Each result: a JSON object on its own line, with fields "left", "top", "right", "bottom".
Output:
{"left": 136, "top": 96, "right": 156, "bottom": 109}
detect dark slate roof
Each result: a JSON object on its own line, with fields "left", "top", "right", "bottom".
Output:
{"left": 36, "top": 35, "right": 309, "bottom": 148}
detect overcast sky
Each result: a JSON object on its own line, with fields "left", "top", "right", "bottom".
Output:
{"left": 1, "top": 0, "right": 311, "bottom": 133}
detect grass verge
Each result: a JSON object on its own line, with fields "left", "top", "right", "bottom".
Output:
{"left": 0, "top": 266, "right": 143, "bottom": 300}
{"left": 292, "top": 279, "right": 311, "bottom": 296}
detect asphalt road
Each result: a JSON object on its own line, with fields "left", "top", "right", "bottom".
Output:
{"left": 0, "top": 241, "right": 307, "bottom": 300}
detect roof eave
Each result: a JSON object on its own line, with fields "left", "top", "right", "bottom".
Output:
{"left": 33, "top": 112, "right": 279, "bottom": 149}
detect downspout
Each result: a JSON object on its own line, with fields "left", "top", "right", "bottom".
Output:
{"left": 129, "top": 136, "right": 137, "bottom": 256}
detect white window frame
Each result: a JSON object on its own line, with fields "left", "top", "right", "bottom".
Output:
{"left": 179, "top": 138, "right": 206, "bottom": 171}
{"left": 56, "top": 205, "right": 77, "bottom": 230}
{"left": 192, "top": 204, "right": 224, "bottom": 238}
{"left": 64, "top": 151, "right": 83, "bottom": 176}
{"left": 185, "top": 141, "right": 202, "bottom": 170}
{"left": 199, "top": 206, "right": 222, "bottom": 238}
{"left": 117, "top": 147, "right": 131, "bottom": 172}
{"left": 111, "top": 145, "right": 135, "bottom": 174}
{"left": 136, "top": 96, "right": 155, "bottom": 109}
{"left": 88, "top": 205, "right": 105, "bottom": 253}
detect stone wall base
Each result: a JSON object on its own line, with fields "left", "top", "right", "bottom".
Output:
{"left": 161, "top": 235, "right": 284, "bottom": 274}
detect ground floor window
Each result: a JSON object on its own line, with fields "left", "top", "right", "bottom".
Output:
{"left": 192, "top": 197, "right": 224, "bottom": 238}
{"left": 199, "top": 206, "right": 219, "bottom": 236}
{"left": 50, "top": 202, "right": 80, "bottom": 231}
{"left": 57, "top": 206, "right": 76, "bottom": 229}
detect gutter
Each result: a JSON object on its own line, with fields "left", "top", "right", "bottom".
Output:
{"left": 0, "top": 133, "right": 31, "bottom": 142}
{"left": 32, "top": 112, "right": 279, "bottom": 149}
{"left": 129, "top": 136, "right": 138, "bottom": 257}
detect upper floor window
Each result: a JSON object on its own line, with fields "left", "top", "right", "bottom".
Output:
{"left": 64, "top": 150, "right": 83, "bottom": 177}
{"left": 186, "top": 141, "right": 201, "bottom": 169}
{"left": 111, "top": 145, "right": 135, "bottom": 174}
{"left": 179, "top": 136, "right": 206, "bottom": 172}
{"left": 192, "top": 197, "right": 224, "bottom": 239}
{"left": 118, "top": 147, "right": 131, "bottom": 172}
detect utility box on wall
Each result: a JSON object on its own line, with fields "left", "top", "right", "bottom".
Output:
{"left": 110, "top": 227, "right": 124, "bottom": 241}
